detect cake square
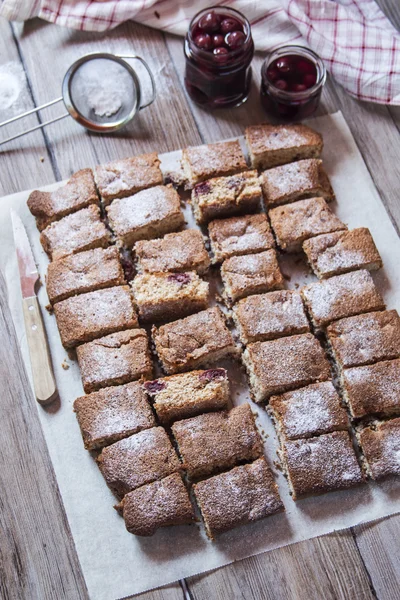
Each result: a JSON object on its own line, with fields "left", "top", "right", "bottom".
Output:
{"left": 242, "top": 333, "right": 331, "bottom": 403}
{"left": 245, "top": 123, "right": 323, "bottom": 170}
{"left": 340, "top": 359, "right": 400, "bottom": 419}
{"left": 117, "top": 473, "right": 195, "bottom": 536}
{"left": 106, "top": 185, "right": 184, "bottom": 247}
{"left": 135, "top": 229, "right": 210, "bottom": 275}
{"left": 208, "top": 213, "right": 274, "bottom": 264}
{"left": 269, "top": 381, "right": 349, "bottom": 441}
{"left": 152, "top": 307, "right": 238, "bottom": 375}
{"left": 40, "top": 205, "right": 111, "bottom": 261}
{"left": 181, "top": 139, "right": 247, "bottom": 188}
{"left": 193, "top": 458, "right": 283, "bottom": 540}
{"left": 260, "top": 159, "right": 334, "bottom": 207}
{"left": 232, "top": 290, "right": 310, "bottom": 345}
{"left": 191, "top": 170, "right": 262, "bottom": 225}
{"left": 171, "top": 403, "right": 263, "bottom": 479}
{"left": 73, "top": 381, "right": 156, "bottom": 450}
{"left": 144, "top": 368, "right": 229, "bottom": 424}
{"left": 53, "top": 285, "right": 138, "bottom": 348}
{"left": 268, "top": 197, "right": 346, "bottom": 253}
{"left": 97, "top": 427, "right": 181, "bottom": 499}
{"left": 280, "top": 431, "right": 364, "bottom": 500}
{"left": 46, "top": 246, "right": 125, "bottom": 305}
{"left": 301, "top": 270, "right": 385, "bottom": 330}
{"left": 303, "top": 228, "right": 383, "bottom": 279}
{"left": 326, "top": 310, "right": 400, "bottom": 370}
{"left": 131, "top": 271, "right": 209, "bottom": 323}
{"left": 94, "top": 153, "right": 163, "bottom": 205}
{"left": 28, "top": 169, "right": 99, "bottom": 231}
{"left": 220, "top": 250, "right": 284, "bottom": 305}
{"left": 356, "top": 418, "right": 400, "bottom": 480}
{"left": 76, "top": 328, "right": 153, "bottom": 393}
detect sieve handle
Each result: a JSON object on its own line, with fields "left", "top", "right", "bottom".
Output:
{"left": 117, "top": 55, "right": 156, "bottom": 110}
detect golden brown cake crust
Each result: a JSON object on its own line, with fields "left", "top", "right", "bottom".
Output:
{"left": 327, "top": 310, "right": 400, "bottom": 369}
{"left": 106, "top": 185, "right": 184, "bottom": 247}
{"left": 97, "top": 427, "right": 181, "bottom": 499}
{"left": 193, "top": 458, "right": 283, "bottom": 539}
{"left": 242, "top": 333, "right": 331, "bottom": 403}
{"left": 53, "top": 285, "right": 138, "bottom": 348}
{"left": 221, "top": 249, "right": 284, "bottom": 305}
{"left": 301, "top": 269, "right": 385, "bottom": 329}
{"left": 182, "top": 140, "right": 247, "bottom": 188}
{"left": 135, "top": 229, "right": 210, "bottom": 274}
{"left": 152, "top": 307, "right": 238, "bottom": 375}
{"left": 269, "top": 381, "right": 348, "bottom": 441}
{"left": 357, "top": 418, "right": 400, "bottom": 479}
{"left": 191, "top": 170, "right": 262, "bottom": 224}
{"left": 119, "top": 473, "right": 195, "bottom": 536}
{"left": 269, "top": 197, "right": 346, "bottom": 252}
{"left": 131, "top": 271, "right": 209, "bottom": 323}
{"left": 144, "top": 368, "right": 229, "bottom": 424}
{"left": 94, "top": 153, "right": 163, "bottom": 204}
{"left": 40, "top": 205, "right": 111, "bottom": 261}
{"left": 260, "top": 159, "right": 334, "bottom": 207}
{"left": 76, "top": 328, "right": 153, "bottom": 393}
{"left": 232, "top": 290, "right": 309, "bottom": 345}
{"left": 341, "top": 359, "right": 400, "bottom": 419}
{"left": 245, "top": 123, "right": 323, "bottom": 169}
{"left": 46, "top": 246, "right": 125, "bottom": 305}
{"left": 208, "top": 213, "right": 274, "bottom": 263}
{"left": 73, "top": 381, "right": 155, "bottom": 450}
{"left": 303, "top": 227, "right": 383, "bottom": 279}
{"left": 27, "top": 169, "right": 99, "bottom": 231}
{"left": 171, "top": 403, "right": 263, "bottom": 479}
{"left": 281, "top": 431, "right": 364, "bottom": 499}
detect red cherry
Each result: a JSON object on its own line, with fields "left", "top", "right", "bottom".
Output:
{"left": 274, "top": 79, "right": 289, "bottom": 90}
{"left": 303, "top": 73, "right": 317, "bottom": 88}
{"left": 213, "top": 46, "right": 229, "bottom": 63}
{"left": 194, "top": 33, "right": 213, "bottom": 51}
{"left": 198, "top": 11, "right": 221, "bottom": 33}
{"left": 266, "top": 68, "right": 279, "bottom": 82}
{"left": 220, "top": 18, "right": 242, "bottom": 34}
{"left": 276, "top": 57, "right": 292, "bottom": 73}
{"left": 297, "top": 59, "right": 315, "bottom": 74}
{"left": 291, "top": 83, "right": 307, "bottom": 92}
{"left": 212, "top": 34, "right": 225, "bottom": 48}
{"left": 225, "top": 30, "right": 246, "bottom": 50}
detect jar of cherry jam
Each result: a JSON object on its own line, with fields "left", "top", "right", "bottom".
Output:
{"left": 261, "top": 46, "right": 326, "bottom": 120}
{"left": 184, "top": 7, "right": 254, "bottom": 108}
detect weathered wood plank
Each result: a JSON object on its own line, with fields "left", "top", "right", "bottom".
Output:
{"left": 11, "top": 20, "right": 202, "bottom": 183}
{"left": 187, "top": 532, "right": 376, "bottom": 600}
{"left": 0, "top": 20, "right": 55, "bottom": 196}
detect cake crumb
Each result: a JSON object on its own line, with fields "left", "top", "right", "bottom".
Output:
{"left": 61, "top": 359, "right": 70, "bottom": 370}
{"left": 45, "top": 303, "right": 53, "bottom": 314}
{"left": 40, "top": 156, "right": 44, "bottom": 163}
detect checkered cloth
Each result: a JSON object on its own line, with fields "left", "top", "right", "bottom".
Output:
{"left": 1, "top": 0, "right": 399, "bottom": 104}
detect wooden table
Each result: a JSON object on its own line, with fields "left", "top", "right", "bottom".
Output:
{"left": 1, "top": 2, "right": 400, "bottom": 598}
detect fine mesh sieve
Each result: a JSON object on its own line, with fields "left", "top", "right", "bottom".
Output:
{"left": 0, "top": 52, "right": 156, "bottom": 146}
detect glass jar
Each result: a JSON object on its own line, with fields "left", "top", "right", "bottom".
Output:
{"left": 184, "top": 7, "right": 254, "bottom": 108}
{"left": 260, "top": 46, "right": 326, "bottom": 120}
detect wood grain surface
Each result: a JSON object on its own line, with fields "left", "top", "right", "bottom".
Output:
{"left": 0, "top": 2, "right": 399, "bottom": 598}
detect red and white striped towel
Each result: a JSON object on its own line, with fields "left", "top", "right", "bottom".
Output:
{"left": 1, "top": 0, "right": 399, "bottom": 104}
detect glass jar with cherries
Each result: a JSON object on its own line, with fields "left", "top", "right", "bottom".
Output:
{"left": 260, "top": 46, "right": 326, "bottom": 120}
{"left": 184, "top": 7, "right": 254, "bottom": 108}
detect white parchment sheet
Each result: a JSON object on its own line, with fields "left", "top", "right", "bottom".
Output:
{"left": 1, "top": 112, "right": 400, "bottom": 600}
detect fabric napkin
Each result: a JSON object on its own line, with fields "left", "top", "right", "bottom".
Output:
{"left": 1, "top": 0, "right": 399, "bottom": 104}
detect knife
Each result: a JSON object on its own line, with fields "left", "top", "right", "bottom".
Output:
{"left": 11, "top": 210, "right": 58, "bottom": 406}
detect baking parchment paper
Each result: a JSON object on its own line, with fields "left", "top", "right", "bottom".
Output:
{"left": 1, "top": 111, "right": 400, "bottom": 600}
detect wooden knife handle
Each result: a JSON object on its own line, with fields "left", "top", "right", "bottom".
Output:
{"left": 22, "top": 296, "right": 58, "bottom": 406}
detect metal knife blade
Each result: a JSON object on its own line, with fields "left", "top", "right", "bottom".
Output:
{"left": 11, "top": 210, "right": 39, "bottom": 298}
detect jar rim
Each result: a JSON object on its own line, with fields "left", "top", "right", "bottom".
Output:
{"left": 187, "top": 6, "right": 253, "bottom": 63}
{"left": 261, "top": 45, "right": 326, "bottom": 99}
